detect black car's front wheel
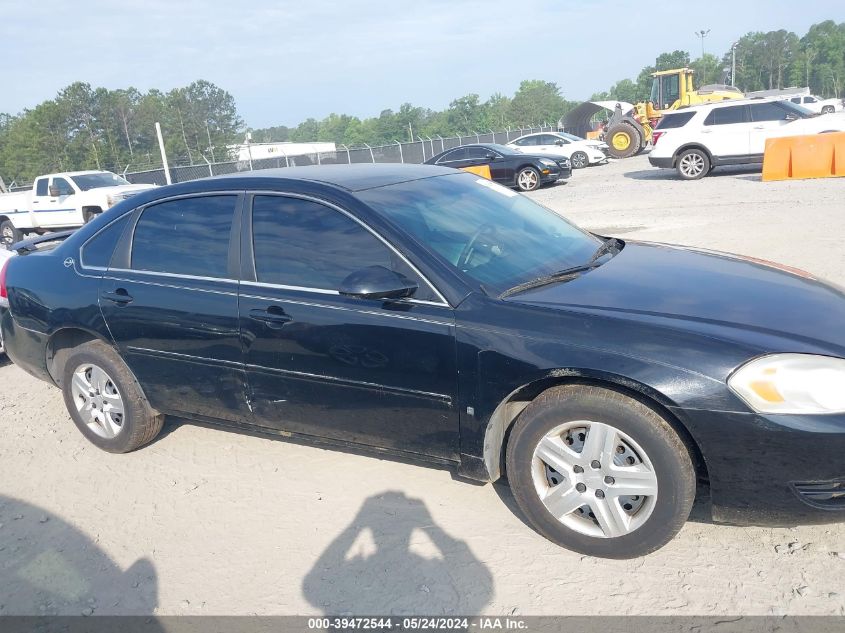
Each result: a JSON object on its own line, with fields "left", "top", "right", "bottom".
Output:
{"left": 506, "top": 385, "right": 695, "bottom": 558}
{"left": 515, "top": 167, "right": 541, "bottom": 192}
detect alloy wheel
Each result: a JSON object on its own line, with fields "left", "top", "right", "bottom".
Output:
{"left": 679, "top": 153, "right": 705, "bottom": 179}
{"left": 531, "top": 420, "right": 658, "bottom": 538}
{"left": 517, "top": 169, "right": 539, "bottom": 191}
{"left": 70, "top": 363, "right": 126, "bottom": 439}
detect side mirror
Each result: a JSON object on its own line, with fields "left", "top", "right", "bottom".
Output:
{"left": 338, "top": 265, "right": 418, "bottom": 301}
{"left": 784, "top": 113, "right": 798, "bottom": 121}
{"left": 485, "top": 153, "right": 497, "bottom": 161}
{"left": 48, "top": 185, "right": 60, "bottom": 197}
{"left": 555, "top": 140, "right": 565, "bottom": 146}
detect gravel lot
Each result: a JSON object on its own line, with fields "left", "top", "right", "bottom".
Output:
{"left": 1, "top": 156, "right": 844, "bottom": 617}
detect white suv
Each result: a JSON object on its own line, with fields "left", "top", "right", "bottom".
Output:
{"left": 648, "top": 97, "right": 845, "bottom": 180}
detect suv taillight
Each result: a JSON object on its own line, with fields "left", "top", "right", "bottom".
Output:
{"left": 652, "top": 131, "right": 665, "bottom": 145}
{"left": 0, "top": 258, "right": 9, "bottom": 300}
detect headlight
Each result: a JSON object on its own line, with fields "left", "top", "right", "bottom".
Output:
{"left": 728, "top": 354, "right": 845, "bottom": 414}
{"left": 539, "top": 159, "right": 558, "bottom": 167}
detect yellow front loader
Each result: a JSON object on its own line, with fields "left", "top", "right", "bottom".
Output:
{"left": 603, "top": 68, "right": 743, "bottom": 159}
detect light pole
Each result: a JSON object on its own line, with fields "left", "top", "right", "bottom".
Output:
{"left": 730, "top": 41, "right": 738, "bottom": 87}
{"left": 695, "top": 29, "right": 711, "bottom": 58}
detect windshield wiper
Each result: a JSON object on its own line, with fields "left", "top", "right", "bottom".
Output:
{"left": 499, "top": 264, "right": 600, "bottom": 298}
{"left": 499, "top": 238, "right": 622, "bottom": 299}
{"left": 588, "top": 237, "right": 622, "bottom": 263}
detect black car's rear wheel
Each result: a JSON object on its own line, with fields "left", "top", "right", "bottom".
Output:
{"left": 506, "top": 385, "right": 695, "bottom": 558}
{"left": 61, "top": 340, "right": 163, "bottom": 453}
{"left": 516, "top": 167, "right": 541, "bottom": 191}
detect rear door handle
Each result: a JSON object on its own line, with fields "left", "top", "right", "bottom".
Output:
{"left": 249, "top": 306, "right": 292, "bottom": 328}
{"left": 101, "top": 288, "right": 133, "bottom": 305}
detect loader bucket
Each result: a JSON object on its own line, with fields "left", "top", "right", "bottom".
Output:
{"left": 560, "top": 100, "right": 634, "bottom": 137}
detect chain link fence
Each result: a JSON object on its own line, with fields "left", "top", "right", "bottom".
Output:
{"left": 120, "top": 125, "right": 556, "bottom": 187}
{"left": 2, "top": 125, "right": 556, "bottom": 191}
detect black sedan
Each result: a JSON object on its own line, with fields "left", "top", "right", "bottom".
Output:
{"left": 424, "top": 143, "right": 570, "bottom": 191}
{"left": 2, "top": 164, "right": 844, "bottom": 558}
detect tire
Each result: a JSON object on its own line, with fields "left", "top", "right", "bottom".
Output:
{"left": 675, "top": 148, "right": 711, "bottom": 180}
{"left": 515, "top": 166, "right": 541, "bottom": 192}
{"left": 821, "top": 106, "right": 835, "bottom": 115}
{"left": 505, "top": 385, "right": 695, "bottom": 558}
{"left": 82, "top": 208, "right": 102, "bottom": 224}
{"left": 571, "top": 151, "right": 589, "bottom": 169}
{"left": 1, "top": 220, "right": 22, "bottom": 250}
{"left": 605, "top": 122, "right": 642, "bottom": 159}
{"left": 61, "top": 339, "right": 163, "bottom": 453}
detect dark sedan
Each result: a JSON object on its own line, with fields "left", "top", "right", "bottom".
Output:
{"left": 2, "top": 164, "right": 845, "bottom": 558}
{"left": 424, "top": 143, "right": 570, "bottom": 191}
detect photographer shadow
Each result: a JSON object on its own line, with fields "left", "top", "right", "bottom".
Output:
{"left": 303, "top": 491, "right": 493, "bottom": 616}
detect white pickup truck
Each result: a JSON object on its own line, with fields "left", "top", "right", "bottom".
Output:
{"left": 0, "top": 170, "right": 154, "bottom": 249}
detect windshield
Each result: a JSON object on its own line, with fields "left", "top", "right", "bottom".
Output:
{"left": 359, "top": 173, "right": 601, "bottom": 295}
{"left": 70, "top": 172, "right": 130, "bottom": 191}
{"left": 777, "top": 100, "right": 814, "bottom": 118}
{"left": 558, "top": 132, "right": 584, "bottom": 142}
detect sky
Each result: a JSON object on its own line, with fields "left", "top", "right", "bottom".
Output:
{"left": 1, "top": 0, "right": 841, "bottom": 129}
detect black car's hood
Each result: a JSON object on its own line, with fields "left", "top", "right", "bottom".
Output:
{"left": 510, "top": 241, "right": 845, "bottom": 355}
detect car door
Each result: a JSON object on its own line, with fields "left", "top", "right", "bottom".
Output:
{"left": 537, "top": 134, "right": 572, "bottom": 158}
{"left": 38, "top": 176, "right": 81, "bottom": 228}
{"left": 700, "top": 104, "right": 751, "bottom": 161}
{"left": 238, "top": 193, "right": 459, "bottom": 459}
{"left": 99, "top": 192, "right": 250, "bottom": 422}
{"left": 748, "top": 102, "right": 792, "bottom": 157}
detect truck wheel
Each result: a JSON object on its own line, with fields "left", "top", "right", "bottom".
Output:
{"left": 821, "top": 105, "right": 835, "bottom": 115}
{"left": 1, "top": 220, "right": 22, "bottom": 250}
{"left": 505, "top": 384, "right": 695, "bottom": 558}
{"left": 82, "top": 208, "right": 102, "bottom": 223}
{"left": 605, "top": 122, "right": 642, "bottom": 159}
{"left": 61, "top": 339, "right": 164, "bottom": 453}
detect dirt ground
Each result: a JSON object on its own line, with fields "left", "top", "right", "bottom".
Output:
{"left": 1, "top": 156, "right": 844, "bottom": 616}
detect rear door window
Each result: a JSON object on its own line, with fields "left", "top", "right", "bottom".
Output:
{"left": 515, "top": 136, "right": 539, "bottom": 146}
{"left": 703, "top": 105, "right": 748, "bottom": 126}
{"left": 656, "top": 111, "right": 696, "bottom": 129}
{"left": 437, "top": 148, "right": 468, "bottom": 164}
{"left": 130, "top": 195, "right": 236, "bottom": 278}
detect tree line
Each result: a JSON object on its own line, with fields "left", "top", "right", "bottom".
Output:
{"left": 249, "top": 80, "right": 578, "bottom": 146}
{"left": 0, "top": 80, "right": 242, "bottom": 185}
{"left": 593, "top": 20, "right": 845, "bottom": 103}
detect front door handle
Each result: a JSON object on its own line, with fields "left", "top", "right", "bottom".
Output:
{"left": 101, "top": 288, "right": 133, "bottom": 305}
{"left": 249, "top": 306, "right": 292, "bottom": 328}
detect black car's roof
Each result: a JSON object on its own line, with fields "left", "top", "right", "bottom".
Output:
{"left": 207, "top": 163, "right": 456, "bottom": 192}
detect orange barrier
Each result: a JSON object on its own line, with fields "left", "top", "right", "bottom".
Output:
{"left": 762, "top": 132, "right": 845, "bottom": 181}
{"left": 460, "top": 164, "right": 492, "bottom": 179}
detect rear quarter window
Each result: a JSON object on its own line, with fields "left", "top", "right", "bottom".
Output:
{"left": 81, "top": 214, "right": 131, "bottom": 268}
{"left": 655, "top": 112, "right": 696, "bottom": 129}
